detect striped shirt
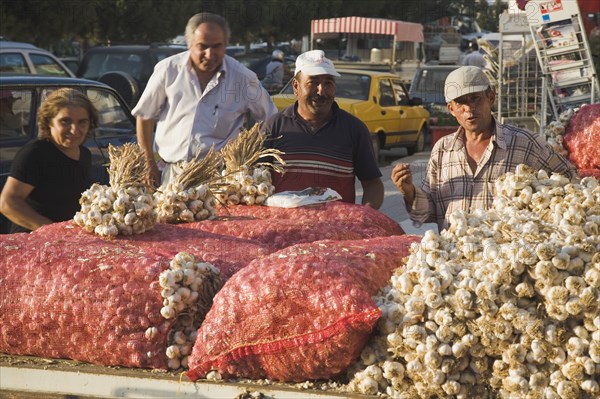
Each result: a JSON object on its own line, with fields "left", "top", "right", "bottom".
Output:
{"left": 410, "top": 121, "right": 577, "bottom": 231}
{"left": 263, "top": 102, "right": 381, "bottom": 203}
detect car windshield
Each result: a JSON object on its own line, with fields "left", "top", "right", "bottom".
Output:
{"left": 414, "top": 69, "right": 452, "bottom": 93}
{"left": 80, "top": 53, "right": 146, "bottom": 81}
{"left": 280, "top": 72, "right": 370, "bottom": 101}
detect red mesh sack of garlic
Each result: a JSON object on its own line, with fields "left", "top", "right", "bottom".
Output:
{"left": 0, "top": 229, "right": 174, "bottom": 369}
{"left": 0, "top": 221, "right": 270, "bottom": 368}
{"left": 30, "top": 221, "right": 271, "bottom": 280}
{"left": 186, "top": 217, "right": 389, "bottom": 251}
{"left": 186, "top": 235, "right": 420, "bottom": 382}
{"left": 216, "top": 201, "right": 404, "bottom": 237}
{"left": 563, "top": 103, "right": 600, "bottom": 177}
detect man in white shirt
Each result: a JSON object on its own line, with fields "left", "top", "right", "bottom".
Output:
{"left": 132, "top": 13, "right": 277, "bottom": 185}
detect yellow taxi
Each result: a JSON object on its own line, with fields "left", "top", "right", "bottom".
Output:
{"left": 271, "top": 69, "right": 430, "bottom": 158}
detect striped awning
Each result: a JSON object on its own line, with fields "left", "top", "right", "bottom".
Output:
{"left": 311, "top": 17, "right": 424, "bottom": 43}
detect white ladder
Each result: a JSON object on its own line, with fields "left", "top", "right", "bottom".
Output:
{"left": 525, "top": 0, "right": 599, "bottom": 119}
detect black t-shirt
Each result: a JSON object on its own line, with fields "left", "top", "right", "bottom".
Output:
{"left": 9, "top": 139, "right": 91, "bottom": 233}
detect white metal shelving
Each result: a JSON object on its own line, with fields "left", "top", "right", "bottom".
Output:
{"left": 488, "top": 9, "right": 549, "bottom": 134}
{"left": 526, "top": 0, "right": 599, "bottom": 118}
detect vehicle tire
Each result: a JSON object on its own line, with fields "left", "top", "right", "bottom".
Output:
{"left": 98, "top": 71, "right": 140, "bottom": 108}
{"left": 407, "top": 127, "right": 425, "bottom": 155}
{"left": 371, "top": 135, "right": 381, "bottom": 162}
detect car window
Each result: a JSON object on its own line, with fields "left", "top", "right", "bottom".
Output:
{"left": 0, "top": 89, "right": 33, "bottom": 141}
{"left": 336, "top": 74, "right": 370, "bottom": 101}
{"left": 392, "top": 79, "right": 409, "bottom": 105}
{"left": 0, "top": 53, "right": 30, "bottom": 74}
{"left": 29, "top": 54, "right": 70, "bottom": 77}
{"left": 379, "top": 79, "right": 396, "bottom": 107}
{"left": 415, "top": 69, "right": 451, "bottom": 94}
{"left": 85, "top": 88, "right": 136, "bottom": 138}
{"left": 79, "top": 53, "right": 107, "bottom": 79}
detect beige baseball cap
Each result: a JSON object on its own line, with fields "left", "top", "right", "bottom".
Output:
{"left": 294, "top": 50, "right": 340, "bottom": 77}
{"left": 444, "top": 66, "right": 490, "bottom": 103}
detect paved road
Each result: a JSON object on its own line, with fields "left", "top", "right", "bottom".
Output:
{"left": 356, "top": 148, "right": 438, "bottom": 236}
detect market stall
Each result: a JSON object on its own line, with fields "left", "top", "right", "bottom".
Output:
{"left": 310, "top": 16, "right": 424, "bottom": 66}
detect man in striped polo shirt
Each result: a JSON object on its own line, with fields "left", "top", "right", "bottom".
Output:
{"left": 263, "top": 50, "right": 384, "bottom": 209}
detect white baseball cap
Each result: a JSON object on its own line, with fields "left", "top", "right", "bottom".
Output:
{"left": 444, "top": 66, "right": 490, "bottom": 103}
{"left": 294, "top": 50, "right": 340, "bottom": 77}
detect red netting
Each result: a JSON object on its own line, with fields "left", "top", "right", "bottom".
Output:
{"left": 0, "top": 221, "right": 270, "bottom": 368}
{"left": 33, "top": 221, "right": 272, "bottom": 279}
{"left": 563, "top": 103, "right": 600, "bottom": 174}
{"left": 0, "top": 230, "right": 173, "bottom": 369}
{"left": 186, "top": 235, "right": 420, "bottom": 382}
{"left": 1, "top": 202, "right": 409, "bottom": 372}
{"left": 186, "top": 218, "right": 387, "bottom": 250}
{"left": 216, "top": 201, "right": 404, "bottom": 236}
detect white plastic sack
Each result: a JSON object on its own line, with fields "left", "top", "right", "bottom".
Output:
{"left": 264, "top": 187, "right": 342, "bottom": 208}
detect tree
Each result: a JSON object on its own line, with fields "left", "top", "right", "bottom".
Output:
{"left": 0, "top": 0, "right": 494, "bottom": 52}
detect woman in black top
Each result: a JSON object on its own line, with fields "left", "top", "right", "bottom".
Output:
{"left": 0, "top": 88, "right": 98, "bottom": 233}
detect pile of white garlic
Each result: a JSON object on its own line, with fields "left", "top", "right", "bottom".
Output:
{"left": 74, "top": 183, "right": 156, "bottom": 237}
{"left": 544, "top": 107, "right": 578, "bottom": 158}
{"left": 146, "top": 252, "right": 222, "bottom": 370}
{"left": 347, "top": 165, "right": 599, "bottom": 399}
{"left": 154, "top": 182, "right": 217, "bottom": 223}
{"left": 215, "top": 165, "right": 275, "bottom": 206}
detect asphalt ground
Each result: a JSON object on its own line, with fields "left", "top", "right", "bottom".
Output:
{"left": 356, "top": 148, "right": 438, "bottom": 236}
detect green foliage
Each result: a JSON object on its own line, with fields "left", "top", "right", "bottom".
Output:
{"left": 0, "top": 0, "right": 495, "bottom": 51}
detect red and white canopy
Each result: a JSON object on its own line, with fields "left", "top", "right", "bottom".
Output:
{"left": 311, "top": 16, "right": 424, "bottom": 43}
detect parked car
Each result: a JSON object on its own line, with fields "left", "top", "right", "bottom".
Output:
{"left": 408, "top": 64, "right": 460, "bottom": 109}
{"left": 77, "top": 44, "right": 186, "bottom": 107}
{"left": 0, "top": 41, "right": 75, "bottom": 77}
{"left": 0, "top": 75, "right": 137, "bottom": 233}
{"left": 233, "top": 52, "right": 295, "bottom": 81}
{"left": 271, "top": 69, "right": 430, "bottom": 158}
{"left": 60, "top": 57, "right": 80, "bottom": 75}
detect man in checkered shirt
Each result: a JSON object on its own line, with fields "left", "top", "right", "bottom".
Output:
{"left": 391, "top": 66, "right": 576, "bottom": 232}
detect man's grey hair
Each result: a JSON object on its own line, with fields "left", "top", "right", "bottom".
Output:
{"left": 185, "top": 13, "right": 231, "bottom": 46}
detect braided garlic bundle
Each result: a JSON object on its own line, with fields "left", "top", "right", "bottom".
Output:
{"left": 154, "top": 147, "right": 221, "bottom": 223}
{"left": 215, "top": 122, "right": 284, "bottom": 206}
{"left": 145, "top": 252, "right": 222, "bottom": 370}
{"left": 347, "top": 166, "right": 599, "bottom": 399}
{"left": 74, "top": 143, "right": 156, "bottom": 237}
{"left": 544, "top": 107, "right": 579, "bottom": 158}
{"left": 215, "top": 165, "right": 274, "bottom": 206}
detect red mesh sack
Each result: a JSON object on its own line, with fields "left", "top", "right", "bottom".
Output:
{"left": 216, "top": 201, "right": 404, "bottom": 237}
{"left": 31, "top": 221, "right": 271, "bottom": 280}
{"left": 0, "top": 221, "right": 271, "bottom": 368}
{"left": 0, "top": 230, "right": 173, "bottom": 369}
{"left": 563, "top": 103, "right": 600, "bottom": 173}
{"left": 185, "top": 217, "right": 388, "bottom": 250}
{"left": 186, "top": 235, "right": 420, "bottom": 382}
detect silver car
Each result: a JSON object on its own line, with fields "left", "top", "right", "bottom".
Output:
{"left": 0, "top": 41, "right": 75, "bottom": 77}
